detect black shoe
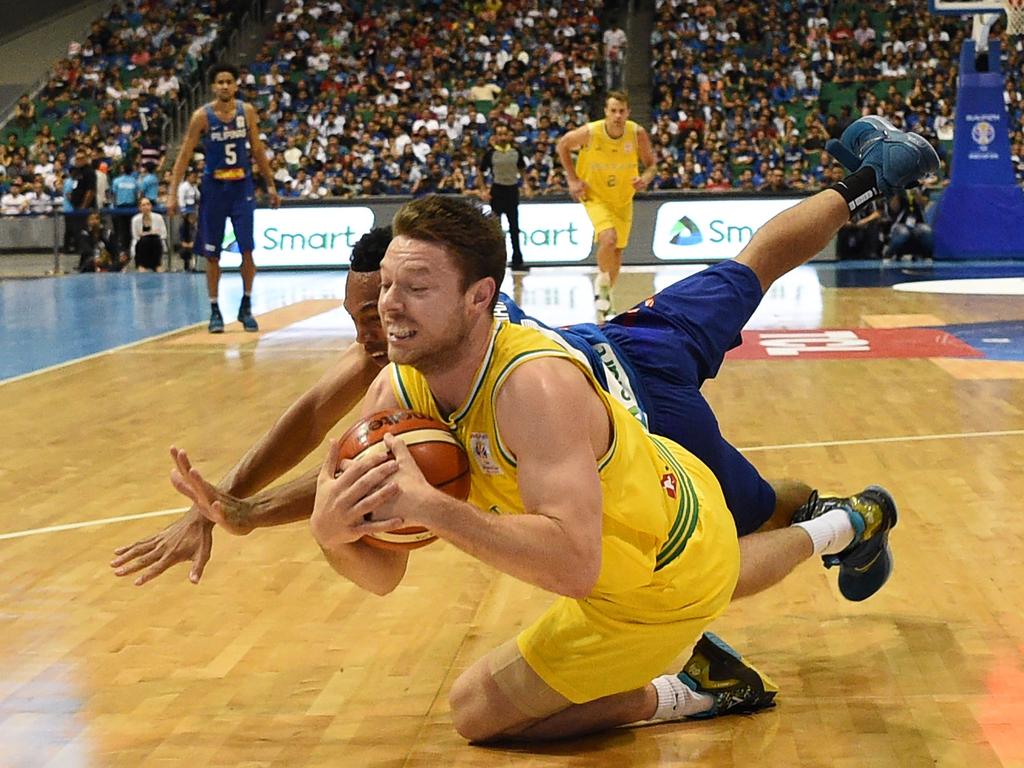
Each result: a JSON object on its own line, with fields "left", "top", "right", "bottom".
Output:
{"left": 238, "top": 303, "right": 259, "bottom": 332}
{"left": 677, "top": 633, "right": 778, "bottom": 717}
{"left": 208, "top": 306, "right": 225, "bottom": 333}
{"left": 792, "top": 486, "right": 898, "bottom": 601}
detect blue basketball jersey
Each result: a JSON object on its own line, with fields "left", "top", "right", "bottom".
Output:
{"left": 202, "top": 101, "right": 251, "bottom": 182}
{"left": 495, "top": 293, "right": 649, "bottom": 428}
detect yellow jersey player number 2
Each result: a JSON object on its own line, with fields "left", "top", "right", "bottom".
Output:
{"left": 556, "top": 91, "right": 657, "bottom": 320}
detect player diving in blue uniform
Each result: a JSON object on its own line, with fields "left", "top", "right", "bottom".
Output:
{"left": 115, "top": 116, "right": 938, "bottom": 608}
{"left": 167, "top": 64, "right": 280, "bottom": 333}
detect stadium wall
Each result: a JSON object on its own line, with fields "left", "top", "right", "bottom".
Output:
{"left": 0, "top": 191, "right": 837, "bottom": 267}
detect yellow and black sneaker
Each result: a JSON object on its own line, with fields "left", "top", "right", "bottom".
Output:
{"left": 678, "top": 633, "right": 778, "bottom": 718}
{"left": 792, "top": 485, "right": 898, "bottom": 602}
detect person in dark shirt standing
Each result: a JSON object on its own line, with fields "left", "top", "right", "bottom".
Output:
{"left": 478, "top": 123, "right": 528, "bottom": 272}
{"left": 67, "top": 146, "right": 97, "bottom": 254}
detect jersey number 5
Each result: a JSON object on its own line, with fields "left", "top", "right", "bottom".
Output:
{"left": 225, "top": 143, "right": 237, "bottom": 165}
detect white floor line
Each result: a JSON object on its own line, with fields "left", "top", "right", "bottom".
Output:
{"left": 737, "top": 428, "right": 1024, "bottom": 453}
{"left": 2, "top": 428, "right": 1022, "bottom": 541}
{"left": 0, "top": 507, "right": 188, "bottom": 541}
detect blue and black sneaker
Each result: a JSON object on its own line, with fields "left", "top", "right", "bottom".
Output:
{"left": 826, "top": 116, "right": 940, "bottom": 194}
{"left": 238, "top": 301, "right": 259, "bottom": 332}
{"left": 677, "top": 633, "right": 778, "bottom": 718}
{"left": 792, "top": 485, "right": 899, "bottom": 602}
{"left": 208, "top": 305, "right": 224, "bottom": 334}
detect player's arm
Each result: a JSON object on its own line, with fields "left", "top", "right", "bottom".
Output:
{"left": 310, "top": 368, "right": 410, "bottom": 596}
{"left": 220, "top": 342, "right": 380, "bottom": 507}
{"left": 166, "top": 108, "right": 206, "bottom": 217}
{"left": 244, "top": 102, "right": 280, "bottom": 208}
{"left": 111, "top": 343, "right": 380, "bottom": 585}
{"left": 379, "top": 359, "right": 604, "bottom": 598}
{"left": 633, "top": 126, "right": 658, "bottom": 191}
{"left": 555, "top": 125, "right": 591, "bottom": 201}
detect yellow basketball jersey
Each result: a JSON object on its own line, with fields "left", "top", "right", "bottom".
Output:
{"left": 575, "top": 119, "right": 640, "bottom": 209}
{"left": 389, "top": 321, "right": 738, "bottom": 600}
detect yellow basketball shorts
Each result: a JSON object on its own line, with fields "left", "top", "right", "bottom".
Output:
{"left": 515, "top": 468, "right": 740, "bottom": 704}
{"left": 583, "top": 199, "right": 633, "bottom": 249}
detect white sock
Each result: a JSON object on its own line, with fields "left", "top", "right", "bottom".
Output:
{"left": 793, "top": 507, "right": 856, "bottom": 556}
{"left": 594, "top": 271, "right": 611, "bottom": 291}
{"left": 650, "top": 675, "right": 713, "bottom": 720}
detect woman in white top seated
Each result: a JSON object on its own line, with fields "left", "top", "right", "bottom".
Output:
{"left": 131, "top": 197, "right": 168, "bottom": 271}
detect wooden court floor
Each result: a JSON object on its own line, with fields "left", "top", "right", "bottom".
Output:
{"left": 2, "top": 273, "right": 1023, "bottom": 767}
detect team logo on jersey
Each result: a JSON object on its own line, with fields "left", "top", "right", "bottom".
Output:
{"left": 470, "top": 432, "right": 502, "bottom": 475}
{"left": 235, "top": 115, "right": 245, "bottom": 129}
{"left": 623, "top": 142, "right": 634, "bottom": 152}
{"left": 661, "top": 472, "right": 678, "bottom": 499}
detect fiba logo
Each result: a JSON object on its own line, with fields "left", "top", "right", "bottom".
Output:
{"left": 971, "top": 121, "right": 995, "bottom": 147}
{"left": 669, "top": 215, "right": 702, "bottom": 246}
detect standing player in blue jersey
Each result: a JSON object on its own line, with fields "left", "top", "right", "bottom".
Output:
{"left": 167, "top": 64, "right": 280, "bottom": 333}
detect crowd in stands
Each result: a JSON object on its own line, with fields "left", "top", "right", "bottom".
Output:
{"left": 223, "top": 0, "right": 606, "bottom": 198}
{"left": 0, "top": 0, "right": 248, "bottom": 217}
{"left": 644, "top": 0, "right": 997, "bottom": 191}
{"left": 6, "top": 0, "right": 1024, "bottom": 218}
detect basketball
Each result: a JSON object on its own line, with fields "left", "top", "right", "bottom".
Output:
{"left": 336, "top": 409, "right": 470, "bottom": 550}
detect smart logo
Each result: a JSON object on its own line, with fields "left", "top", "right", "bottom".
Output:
{"left": 217, "top": 206, "right": 375, "bottom": 269}
{"left": 483, "top": 202, "right": 593, "bottom": 262}
{"left": 669, "top": 216, "right": 702, "bottom": 246}
{"left": 653, "top": 198, "right": 803, "bottom": 261}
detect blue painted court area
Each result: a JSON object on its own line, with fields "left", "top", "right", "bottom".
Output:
{"left": 812, "top": 259, "right": 1024, "bottom": 288}
{"left": 3, "top": 261, "right": 1024, "bottom": 383}
{"left": 0, "top": 271, "right": 347, "bottom": 382}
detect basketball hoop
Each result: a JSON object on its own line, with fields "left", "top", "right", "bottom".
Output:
{"left": 1005, "top": 0, "right": 1024, "bottom": 35}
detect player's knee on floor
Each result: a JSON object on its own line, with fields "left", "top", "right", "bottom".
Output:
{"left": 448, "top": 669, "right": 513, "bottom": 742}
{"left": 449, "top": 642, "right": 569, "bottom": 742}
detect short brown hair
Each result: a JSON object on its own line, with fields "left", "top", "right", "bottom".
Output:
{"left": 606, "top": 91, "right": 630, "bottom": 107}
{"left": 391, "top": 195, "right": 506, "bottom": 309}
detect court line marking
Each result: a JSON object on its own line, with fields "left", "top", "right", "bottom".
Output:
{"left": 2, "top": 428, "right": 1022, "bottom": 541}
{"left": 0, "top": 323, "right": 205, "bottom": 387}
{"left": 0, "top": 507, "right": 188, "bottom": 541}
{"left": 738, "top": 428, "right": 1024, "bottom": 453}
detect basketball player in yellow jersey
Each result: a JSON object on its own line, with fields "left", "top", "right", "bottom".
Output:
{"left": 309, "top": 194, "right": 898, "bottom": 743}
{"left": 556, "top": 91, "right": 656, "bottom": 320}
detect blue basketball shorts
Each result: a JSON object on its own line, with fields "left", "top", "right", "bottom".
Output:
{"left": 602, "top": 260, "right": 776, "bottom": 535}
{"left": 197, "top": 177, "right": 256, "bottom": 259}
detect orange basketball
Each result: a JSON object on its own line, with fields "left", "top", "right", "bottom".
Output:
{"left": 337, "top": 409, "right": 470, "bottom": 550}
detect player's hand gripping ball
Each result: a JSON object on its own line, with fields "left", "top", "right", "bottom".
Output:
{"left": 337, "top": 409, "right": 470, "bottom": 550}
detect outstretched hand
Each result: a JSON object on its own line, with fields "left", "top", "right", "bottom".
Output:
{"left": 170, "top": 447, "right": 254, "bottom": 536}
{"left": 110, "top": 509, "right": 213, "bottom": 586}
